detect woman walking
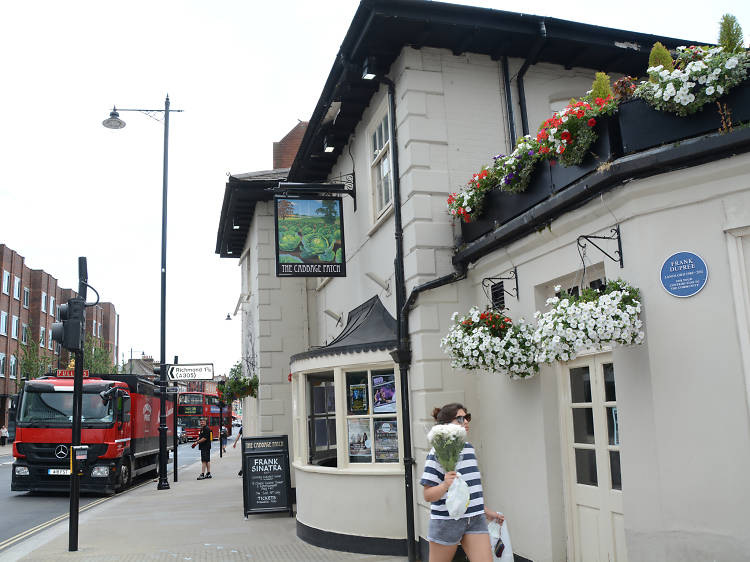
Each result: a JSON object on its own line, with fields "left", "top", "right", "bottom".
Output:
{"left": 420, "top": 403, "right": 504, "bottom": 562}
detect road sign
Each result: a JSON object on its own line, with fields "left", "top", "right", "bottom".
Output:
{"left": 167, "top": 364, "right": 214, "bottom": 381}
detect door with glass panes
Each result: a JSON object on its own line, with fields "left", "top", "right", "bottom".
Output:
{"left": 559, "top": 353, "right": 626, "bottom": 562}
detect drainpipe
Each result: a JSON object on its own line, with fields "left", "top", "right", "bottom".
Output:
{"left": 516, "top": 21, "right": 548, "bottom": 136}
{"left": 375, "top": 76, "right": 417, "bottom": 562}
{"left": 502, "top": 56, "right": 517, "bottom": 147}
{"left": 381, "top": 72, "right": 469, "bottom": 562}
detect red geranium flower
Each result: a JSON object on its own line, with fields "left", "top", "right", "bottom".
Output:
{"left": 588, "top": 118, "right": 596, "bottom": 127}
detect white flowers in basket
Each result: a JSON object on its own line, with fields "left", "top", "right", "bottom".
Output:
{"left": 534, "top": 280, "right": 645, "bottom": 364}
{"left": 441, "top": 280, "right": 645, "bottom": 378}
{"left": 439, "top": 307, "right": 539, "bottom": 379}
{"left": 635, "top": 45, "right": 749, "bottom": 116}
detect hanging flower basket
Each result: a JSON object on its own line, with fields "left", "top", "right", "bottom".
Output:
{"left": 533, "top": 279, "right": 645, "bottom": 364}
{"left": 440, "top": 307, "right": 538, "bottom": 379}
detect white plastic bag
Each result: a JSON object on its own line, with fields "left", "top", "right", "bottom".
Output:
{"left": 487, "top": 516, "right": 513, "bottom": 562}
{"left": 445, "top": 473, "right": 470, "bottom": 518}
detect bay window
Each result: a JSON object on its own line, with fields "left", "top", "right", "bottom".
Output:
{"left": 298, "top": 364, "right": 401, "bottom": 469}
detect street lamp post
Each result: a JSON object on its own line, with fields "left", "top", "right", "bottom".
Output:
{"left": 103, "top": 95, "right": 183, "bottom": 491}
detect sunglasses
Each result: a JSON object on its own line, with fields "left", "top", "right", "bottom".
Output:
{"left": 454, "top": 413, "right": 471, "bottom": 423}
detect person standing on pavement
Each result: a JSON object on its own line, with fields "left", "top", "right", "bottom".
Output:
{"left": 220, "top": 425, "right": 228, "bottom": 454}
{"left": 191, "top": 418, "right": 212, "bottom": 479}
{"left": 0, "top": 425, "right": 8, "bottom": 446}
{"left": 232, "top": 425, "right": 243, "bottom": 476}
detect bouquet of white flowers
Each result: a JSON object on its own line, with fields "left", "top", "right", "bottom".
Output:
{"left": 427, "top": 423, "right": 470, "bottom": 518}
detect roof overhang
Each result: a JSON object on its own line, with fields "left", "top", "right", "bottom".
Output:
{"left": 215, "top": 169, "right": 288, "bottom": 258}
{"left": 288, "top": 0, "right": 697, "bottom": 184}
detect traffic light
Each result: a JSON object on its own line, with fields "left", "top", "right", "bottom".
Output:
{"left": 51, "top": 297, "right": 85, "bottom": 352}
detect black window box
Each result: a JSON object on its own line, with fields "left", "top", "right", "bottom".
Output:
{"left": 460, "top": 160, "right": 553, "bottom": 243}
{"left": 618, "top": 81, "right": 750, "bottom": 154}
{"left": 549, "top": 116, "right": 622, "bottom": 193}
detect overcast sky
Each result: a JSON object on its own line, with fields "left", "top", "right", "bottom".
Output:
{"left": 1, "top": 0, "right": 747, "bottom": 378}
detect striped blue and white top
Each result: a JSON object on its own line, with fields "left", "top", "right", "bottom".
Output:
{"left": 420, "top": 442, "right": 484, "bottom": 519}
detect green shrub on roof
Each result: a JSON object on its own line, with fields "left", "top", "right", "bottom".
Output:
{"left": 648, "top": 42, "right": 674, "bottom": 83}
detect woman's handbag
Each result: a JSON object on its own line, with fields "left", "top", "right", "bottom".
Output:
{"left": 487, "top": 517, "right": 513, "bottom": 562}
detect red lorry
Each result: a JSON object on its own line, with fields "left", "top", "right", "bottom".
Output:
{"left": 11, "top": 373, "right": 174, "bottom": 494}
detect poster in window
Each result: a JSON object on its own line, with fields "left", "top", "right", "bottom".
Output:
{"left": 372, "top": 373, "right": 396, "bottom": 413}
{"left": 348, "top": 384, "right": 368, "bottom": 415}
{"left": 348, "top": 419, "right": 371, "bottom": 463}
{"left": 374, "top": 419, "right": 399, "bottom": 463}
{"left": 275, "top": 196, "right": 346, "bottom": 277}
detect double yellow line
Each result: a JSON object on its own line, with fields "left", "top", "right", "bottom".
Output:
{"left": 0, "top": 480, "right": 150, "bottom": 553}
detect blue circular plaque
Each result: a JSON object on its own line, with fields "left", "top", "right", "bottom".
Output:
{"left": 660, "top": 251, "right": 708, "bottom": 298}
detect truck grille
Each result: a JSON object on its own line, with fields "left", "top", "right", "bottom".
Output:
{"left": 16, "top": 443, "right": 108, "bottom": 463}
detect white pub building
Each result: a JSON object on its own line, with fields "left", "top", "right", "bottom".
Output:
{"left": 216, "top": 2, "right": 750, "bottom": 561}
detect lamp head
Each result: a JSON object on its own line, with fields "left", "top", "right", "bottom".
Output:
{"left": 102, "top": 107, "right": 126, "bottom": 129}
{"left": 225, "top": 313, "right": 232, "bottom": 321}
{"left": 362, "top": 56, "right": 380, "bottom": 80}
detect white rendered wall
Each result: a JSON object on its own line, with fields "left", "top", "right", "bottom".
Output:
{"left": 451, "top": 153, "right": 750, "bottom": 561}
{"left": 241, "top": 201, "right": 308, "bottom": 483}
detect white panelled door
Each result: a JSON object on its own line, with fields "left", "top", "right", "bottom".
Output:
{"left": 559, "top": 353, "right": 626, "bottom": 562}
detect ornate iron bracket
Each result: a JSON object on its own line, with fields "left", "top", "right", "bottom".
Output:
{"left": 331, "top": 172, "right": 356, "bottom": 211}
{"left": 481, "top": 266, "right": 519, "bottom": 309}
{"left": 577, "top": 225, "right": 623, "bottom": 268}
{"left": 271, "top": 172, "right": 356, "bottom": 210}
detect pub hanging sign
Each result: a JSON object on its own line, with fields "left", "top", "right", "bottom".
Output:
{"left": 275, "top": 196, "right": 346, "bottom": 277}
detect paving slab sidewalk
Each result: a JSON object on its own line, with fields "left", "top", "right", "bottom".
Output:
{"left": 2, "top": 447, "right": 408, "bottom": 562}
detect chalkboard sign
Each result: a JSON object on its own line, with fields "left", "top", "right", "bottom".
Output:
{"left": 241, "top": 435, "right": 293, "bottom": 516}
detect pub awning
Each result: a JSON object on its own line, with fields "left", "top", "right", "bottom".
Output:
{"left": 291, "top": 295, "right": 397, "bottom": 363}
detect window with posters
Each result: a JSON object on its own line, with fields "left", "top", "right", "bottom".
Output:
{"left": 343, "top": 368, "right": 399, "bottom": 464}
{"left": 297, "top": 366, "right": 401, "bottom": 468}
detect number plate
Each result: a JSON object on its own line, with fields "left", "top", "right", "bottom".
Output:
{"left": 48, "top": 468, "right": 71, "bottom": 476}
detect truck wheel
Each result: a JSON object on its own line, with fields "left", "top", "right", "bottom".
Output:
{"left": 118, "top": 455, "right": 133, "bottom": 491}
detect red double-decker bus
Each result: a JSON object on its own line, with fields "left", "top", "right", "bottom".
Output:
{"left": 176, "top": 391, "right": 232, "bottom": 441}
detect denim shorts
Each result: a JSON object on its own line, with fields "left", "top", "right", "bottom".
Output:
{"left": 427, "top": 514, "right": 489, "bottom": 546}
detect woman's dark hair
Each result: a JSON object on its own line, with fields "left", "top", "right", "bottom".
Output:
{"left": 431, "top": 403, "right": 466, "bottom": 425}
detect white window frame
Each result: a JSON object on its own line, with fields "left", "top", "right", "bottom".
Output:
{"left": 2, "top": 270, "right": 9, "bottom": 295}
{"left": 23, "top": 287, "right": 29, "bottom": 308}
{"left": 0, "top": 352, "right": 5, "bottom": 377}
{"left": 11, "top": 315, "right": 19, "bottom": 340}
{"left": 48, "top": 330, "right": 53, "bottom": 350}
{"left": 98, "top": 322, "right": 102, "bottom": 338}
{"left": 369, "top": 109, "right": 393, "bottom": 220}
{"left": 0, "top": 311, "right": 7, "bottom": 336}
{"left": 39, "top": 327, "right": 45, "bottom": 347}
{"left": 21, "top": 323, "right": 28, "bottom": 345}
{"left": 9, "top": 354, "right": 16, "bottom": 379}
{"left": 294, "top": 360, "right": 403, "bottom": 472}
{"left": 93, "top": 319, "right": 97, "bottom": 336}
{"left": 49, "top": 296, "right": 55, "bottom": 316}
{"left": 41, "top": 292, "right": 47, "bottom": 313}
{"left": 13, "top": 276, "right": 21, "bottom": 300}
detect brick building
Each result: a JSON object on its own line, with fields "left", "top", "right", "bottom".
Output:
{"left": 0, "top": 244, "right": 119, "bottom": 426}
{"left": 273, "top": 121, "right": 308, "bottom": 169}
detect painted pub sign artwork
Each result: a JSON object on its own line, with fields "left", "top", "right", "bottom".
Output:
{"left": 275, "top": 196, "right": 346, "bottom": 277}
